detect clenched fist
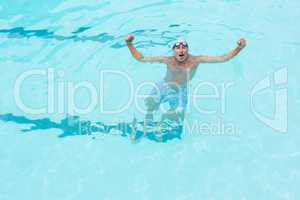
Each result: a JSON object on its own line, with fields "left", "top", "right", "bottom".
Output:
{"left": 237, "top": 38, "right": 246, "bottom": 48}
{"left": 125, "top": 34, "right": 134, "bottom": 43}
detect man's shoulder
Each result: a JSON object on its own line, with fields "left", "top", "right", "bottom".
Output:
{"left": 185, "top": 55, "right": 198, "bottom": 63}
{"left": 164, "top": 56, "right": 173, "bottom": 60}
{"left": 188, "top": 54, "right": 198, "bottom": 61}
{"left": 163, "top": 56, "right": 174, "bottom": 63}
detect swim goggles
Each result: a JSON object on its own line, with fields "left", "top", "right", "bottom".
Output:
{"left": 172, "top": 39, "right": 188, "bottom": 49}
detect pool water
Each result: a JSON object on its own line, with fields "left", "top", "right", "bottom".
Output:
{"left": 0, "top": 0, "right": 299, "bottom": 199}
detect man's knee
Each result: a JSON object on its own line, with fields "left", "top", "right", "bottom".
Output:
{"left": 145, "top": 97, "right": 159, "bottom": 111}
{"left": 167, "top": 107, "right": 185, "bottom": 121}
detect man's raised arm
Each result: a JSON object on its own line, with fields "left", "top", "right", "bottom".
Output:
{"left": 195, "top": 38, "right": 247, "bottom": 63}
{"left": 125, "top": 34, "right": 166, "bottom": 63}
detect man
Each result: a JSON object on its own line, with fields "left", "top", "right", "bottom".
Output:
{"left": 125, "top": 34, "right": 246, "bottom": 124}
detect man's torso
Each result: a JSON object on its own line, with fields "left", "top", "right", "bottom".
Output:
{"left": 163, "top": 55, "right": 199, "bottom": 85}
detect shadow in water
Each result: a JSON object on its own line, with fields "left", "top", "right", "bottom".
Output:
{"left": 0, "top": 113, "right": 182, "bottom": 143}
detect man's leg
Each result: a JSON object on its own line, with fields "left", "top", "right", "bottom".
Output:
{"left": 145, "top": 97, "right": 159, "bottom": 122}
{"left": 161, "top": 108, "right": 185, "bottom": 123}
{"left": 161, "top": 85, "right": 187, "bottom": 124}
{"left": 130, "top": 97, "right": 159, "bottom": 141}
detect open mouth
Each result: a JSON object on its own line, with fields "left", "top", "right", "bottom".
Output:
{"left": 179, "top": 54, "right": 185, "bottom": 58}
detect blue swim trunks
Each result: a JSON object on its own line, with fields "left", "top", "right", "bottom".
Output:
{"left": 147, "top": 81, "right": 188, "bottom": 111}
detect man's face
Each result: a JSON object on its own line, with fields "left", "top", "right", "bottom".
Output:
{"left": 173, "top": 44, "right": 188, "bottom": 62}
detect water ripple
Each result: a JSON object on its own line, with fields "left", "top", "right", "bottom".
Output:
{"left": 0, "top": 24, "right": 188, "bottom": 49}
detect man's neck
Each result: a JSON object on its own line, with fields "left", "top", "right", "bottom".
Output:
{"left": 173, "top": 54, "right": 191, "bottom": 66}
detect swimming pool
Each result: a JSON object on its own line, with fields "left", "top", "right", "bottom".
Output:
{"left": 0, "top": 0, "right": 299, "bottom": 199}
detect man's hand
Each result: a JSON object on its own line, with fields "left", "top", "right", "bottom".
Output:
{"left": 125, "top": 34, "right": 134, "bottom": 44}
{"left": 237, "top": 38, "right": 246, "bottom": 49}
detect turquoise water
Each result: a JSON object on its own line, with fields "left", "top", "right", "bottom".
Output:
{"left": 0, "top": 0, "right": 299, "bottom": 199}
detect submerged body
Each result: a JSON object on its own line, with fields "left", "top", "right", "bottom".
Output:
{"left": 125, "top": 35, "right": 246, "bottom": 123}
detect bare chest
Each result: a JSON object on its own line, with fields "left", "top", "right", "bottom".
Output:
{"left": 167, "top": 61, "right": 196, "bottom": 73}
